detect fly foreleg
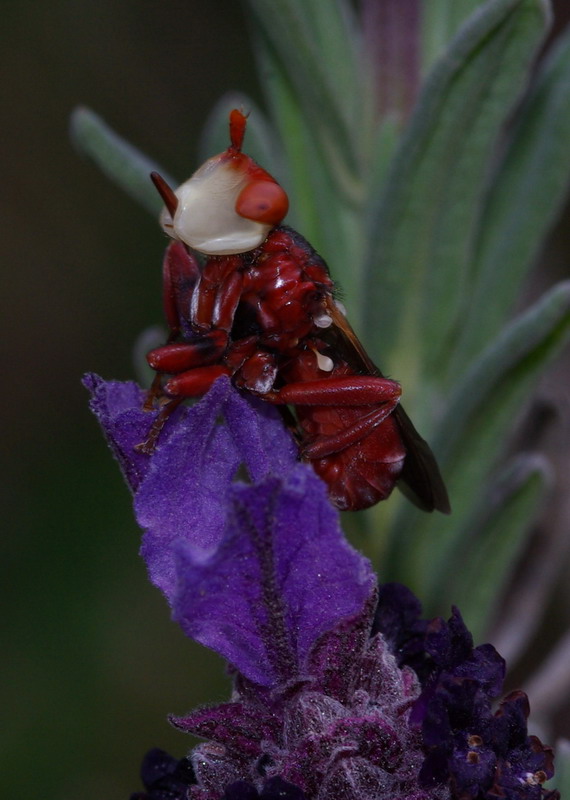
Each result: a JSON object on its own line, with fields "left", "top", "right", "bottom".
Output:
{"left": 140, "top": 252, "right": 246, "bottom": 452}
{"left": 146, "top": 265, "right": 245, "bottom": 397}
{"left": 135, "top": 363, "right": 232, "bottom": 455}
{"left": 146, "top": 330, "right": 229, "bottom": 374}
{"left": 162, "top": 240, "right": 201, "bottom": 339}
{"left": 145, "top": 257, "right": 245, "bottom": 403}
{"left": 192, "top": 258, "right": 244, "bottom": 332}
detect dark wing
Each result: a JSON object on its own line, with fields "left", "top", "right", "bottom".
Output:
{"left": 322, "top": 299, "right": 451, "bottom": 514}
{"left": 321, "top": 299, "right": 383, "bottom": 374}
{"left": 392, "top": 404, "right": 450, "bottom": 513}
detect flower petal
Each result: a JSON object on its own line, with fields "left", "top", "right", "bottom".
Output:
{"left": 136, "top": 378, "right": 242, "bottom": 594}
{"left": 138, "top": 377, "right": 298, "bottom": 597}
{"left": 86, "top": 374, "right": 299, "bottom": 600}
{"left": 83, "top": 373, "right": 160, "bottom": 492}
{"left": 172, "top": 467, "right": 376, "bottom": 686}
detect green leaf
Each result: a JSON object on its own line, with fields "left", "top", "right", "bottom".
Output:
{"left": 437, "top": 281, "right": 570, "bottom": 462}
{"left": 245, "top": 0, "right": 364, "bottom": 178}
{"left": 362, "top": 0, "right": 550, "bottom": 390}
{"left": 444, "top": 454, "right": 551, "bottom": 639}
{"left": 251, "top": 37, "right": 341, "bottom": 243}
{"left": 70, "top": 107, "right": 175, "bottom": 215}
{"left": 451, "top": 24, "right": 570, "bottom": 371}
{"left": 385, "top": 280, "right": 570, "bottom": 608}
{"left": 250, "top": 25, "right": 366, "bottom": 320}
{"left": 420, "top": 0, "right": 490, "bottom": 73}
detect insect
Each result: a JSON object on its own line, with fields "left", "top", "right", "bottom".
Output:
{"left": 140, "top": 109, "right": 450, "bottom": 513}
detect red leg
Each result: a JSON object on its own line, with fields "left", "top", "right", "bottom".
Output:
{"left": 143, "top": 372, "right": 165, "bottom": 411}
{"left": 224, "top": 336, "right": 259, "bottom": 373}
{"left": 213, "top": 270, "right": 244, "bottom": 330}
{"left": 135, "top": 397, "right": 184, "bottom": 454}
{"left": 234, "top": 351, "right": 278, "bottom": 394}
{"left": 164, "top": 364, "right": 231, "bottom": 397}
{"left": 162, "top": 240, "right": 200, "bottom": 338}
{"left": 300, "top": 405, "right": 398, "bottom": 458}
{"left": 192, "top": 256, "right": 242, "bottom": 330}
{"left": 261, "top": 374, "right": 402, "bottom": 459}
{"left": 136, "top": 365, "right": 231, "bottom": 453}
{"left": 147, "top": 330, "right": 228, "bottom": 373}
{"left": 264, "top": 375, "right": 401, "bottom": 407}
{"left": 143, "top": 248, "right": 247, "bottom": 440}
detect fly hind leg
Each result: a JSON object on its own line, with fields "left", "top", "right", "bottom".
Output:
{"left": 263, "top": 375, "right": 402, "bottom": 457}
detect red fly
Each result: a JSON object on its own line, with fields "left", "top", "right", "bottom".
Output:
{"left": 139, "top": 109, "right": 450, "bottom": 514}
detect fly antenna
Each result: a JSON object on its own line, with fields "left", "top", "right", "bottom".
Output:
{"left": 151, "top": 172, "right": 178, "bottom": 218}
{"left": 229, "top": 108, "right": 248, "bottom": 152}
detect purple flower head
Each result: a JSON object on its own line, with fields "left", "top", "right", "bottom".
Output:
{"left": 86, "top": 376, "right": 448, "bottom": 799}
{"left": 86, "top": 376, "right": 558, "bottom": 800}
{"left": 375, "top": 584, "right": 559, "bottom": 800}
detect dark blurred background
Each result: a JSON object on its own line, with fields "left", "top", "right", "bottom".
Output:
{"left": 2, "top": 3, "right": 570, "bottom": 799}
{"left": 2, "top": 3, "right": 259, "bottom": 799}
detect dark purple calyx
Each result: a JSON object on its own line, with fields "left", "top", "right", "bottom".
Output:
{"left": 375, "top": 584, "right": 559, "bottom": 800}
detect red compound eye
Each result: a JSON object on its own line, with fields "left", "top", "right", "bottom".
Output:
{"left": 236, "top": 180, "right": 289, "bottom": 226}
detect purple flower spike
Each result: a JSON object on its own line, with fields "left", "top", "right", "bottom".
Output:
{"left": 160, "top": 480, "right": 437, "bottom": 800}
{"left": 88, "top": 375, "right": 558, "bottom": 800}
{"left": 173, "top": 466, "right": 376, "bottom": 686}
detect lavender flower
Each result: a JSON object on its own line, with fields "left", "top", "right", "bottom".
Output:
{"left": 85, "top": 375, "right": 558, "bottom": 800}
{"left": 375, "top": 585, "right": 558, "bottom": 799}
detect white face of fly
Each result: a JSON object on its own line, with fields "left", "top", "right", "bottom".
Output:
{"left": 160, "top": 154, "right": 274, "bottom": 256}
